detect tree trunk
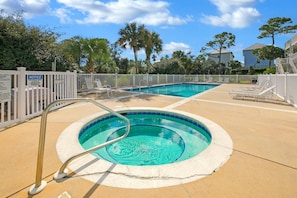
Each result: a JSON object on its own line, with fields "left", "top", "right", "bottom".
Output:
{"left": 133, "top": 47, "right": 138, "bottom": 74}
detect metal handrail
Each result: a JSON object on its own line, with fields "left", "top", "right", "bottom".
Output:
{"left": 29, "top": 98, "right": 130, "bottom": 195}
{"left": 139, "top": 76, "right": 151, "bottom": 92}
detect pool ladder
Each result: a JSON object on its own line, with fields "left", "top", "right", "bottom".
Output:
{"left": 138, "top": 78, "right": 150, "bottom": 92}
{"left": 28, "top": 98, "right": 130, "bottom": 195}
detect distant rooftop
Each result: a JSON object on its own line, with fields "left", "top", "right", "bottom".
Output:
{"left": 243, "top": 43, "right": 267, "bottom": 51}
{"left": 209, "top": 49, "right": 232, "bottom": 54}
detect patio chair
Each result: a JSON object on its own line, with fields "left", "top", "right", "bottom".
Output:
{"left": 230, "top": 84, "right": 276, "bottom": 101}
{"left": 245, "top": 79, "right": 270, "bottom": 91}
{"left": 230, "top": 79, "right": 270, "bottom": 94}
{"left": 95, "top": 79, "right": 112, "bottom": 97}
{"left": 84, "top": 77, "right": 95, "bottom": 93}
{"left": 84, "top": 78, "right": 111, "bottom": 97}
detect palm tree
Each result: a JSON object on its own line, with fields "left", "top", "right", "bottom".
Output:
{"left": 59, "top": 36, "right": 84, "bottom": 70}
{"left": 143, "top": 30, "right": 163, "bottom": 73}
{"left": 82, "top": 38, "right": 112, "bottom": 73}
{"left": 117, "top": 22, "right": 145, "bottom": 74}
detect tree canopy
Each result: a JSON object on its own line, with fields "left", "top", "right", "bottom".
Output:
{"left": 255, "top": 17, "right": 296, "bottom": 67}
{"left": 258, "top": 17, "right": 297, "bottom": 45}
{"left": 117, "top": 22, "right": 145, "bottom": 74}
{"left": 200, "top": 32, "right": 236, "bottom": 74}
{"left": 0, "top": 13, "right": 60, "bottom": 70}
{"left": 1, "top": 14, "right": 296, "bottom": 74}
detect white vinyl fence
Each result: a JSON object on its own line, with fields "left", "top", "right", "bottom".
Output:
{"left": 77, "top": 73, "right": 297, "bottom": 107}
{"left": 258, "top": 74, "right": 297, "bottom": 107}
{"left": 77, "top": 73, "right": 257, "bottom": 91}
{"left": 0, "top": 67, "right": 77, "bottom": 129}
{"left": 4, "top": 71, "right": 294, "bottom": 129}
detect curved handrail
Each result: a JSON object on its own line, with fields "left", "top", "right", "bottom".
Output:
{"left": 29, "top": 98, "right": 130, "bottom": 195}
{"left": 139, "top": 78, "right": 150, "bottom": 92}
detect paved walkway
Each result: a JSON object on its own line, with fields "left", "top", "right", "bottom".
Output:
{"left": 1, "top": 84, "right": 297, "bottom": 198}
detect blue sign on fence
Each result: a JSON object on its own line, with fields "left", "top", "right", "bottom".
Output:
{"left": 28, "top": 75, "right": 43, "bottom": 80}
{"left": 27, "top": 75, "right": 43, "bottom": 86}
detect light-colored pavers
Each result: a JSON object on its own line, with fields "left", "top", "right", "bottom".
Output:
{"left": 1, "top": 84, "right": 297, "bottom": 198}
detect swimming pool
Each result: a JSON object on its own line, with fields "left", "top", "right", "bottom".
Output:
{"left": 125, "top": 83, "right": 219, "bottom": 97}
{"left": 78, "top": 111, "right": 212, "bottom": 166}
{"left": 56, "top": 108, "right": 233, "bottom": 188}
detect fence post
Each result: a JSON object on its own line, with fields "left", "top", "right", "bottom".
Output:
{"left": 17, "top": 67, "right": 26, "bottom": 122}
{"left": 73, "top": 71, "right": 77, "bottom": 98}
{"left": 285, "top": 73, "right": 287, "bottom": 101}
{"left": 65, "top": 70, "right": 76, "bottom": 98}
{"left": 146, "top": 73, "right": 149, "bottom": 85}
{"left": 66, "top": 71, "right": 71, "bottom": 98}
{"left": 90, "top": 73, "right": 93, "bottom": 85}
{"left": 115, "top": 73, "right": 118, "bottom": 89}
{"left": 133, "top": 74, "right": 135, "bottom": 87}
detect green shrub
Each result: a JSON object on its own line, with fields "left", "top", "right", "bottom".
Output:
{"left": 263, "top": 67, "right": 276, "bottom": 74}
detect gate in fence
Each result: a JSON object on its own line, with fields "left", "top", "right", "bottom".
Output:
{"left": 0, "top": 67, "right": 77, "bottom": 129}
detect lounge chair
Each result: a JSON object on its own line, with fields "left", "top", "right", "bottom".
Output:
{"left": 95, "top": 79, "right": 112, "bottom": 97}
{"left": 230, "top": 79, "right": 270, "bottom": 94}
{"left": 245, "top": 79, "right": 269, "bottom": 91}
{"left": 230, "top": 84, "right": 276, "bottom": 101}
{"left": 84, "top": 78, "right": 111, "bottom": 97}
{"left": 84, "top": 77, "right": 95, "bottom": 93}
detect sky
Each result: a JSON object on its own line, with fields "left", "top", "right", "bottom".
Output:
{"left": 1, "top": 0, "right": 297, "bottom": 63}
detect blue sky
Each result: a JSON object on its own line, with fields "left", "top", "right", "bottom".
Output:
{"left": 1, "top": 0, "right": 296, "bottom": 63}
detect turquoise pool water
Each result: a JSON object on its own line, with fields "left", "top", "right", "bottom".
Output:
{"left": 79, "top": 111, "right": 212, "bottom": 166}
{"left": 125, "top": 83, "right": 218, "bottom": 97}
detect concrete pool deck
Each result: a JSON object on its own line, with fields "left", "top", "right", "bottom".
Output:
{"left": 1, "top": 84, "right": 297, "bottom": 197}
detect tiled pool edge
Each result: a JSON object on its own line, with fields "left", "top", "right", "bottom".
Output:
{"left": 56, "top": 107, "right": 233, "bottom": 189}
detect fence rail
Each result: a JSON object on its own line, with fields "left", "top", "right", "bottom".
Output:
{"left": 77, "top": 74, "right": 258, "bottom": 91}
{"left": 0, "top": 67, "right": 77, "bottom": 129}
{"left": 2, "top": 71, "right": 296, "bottom": 129}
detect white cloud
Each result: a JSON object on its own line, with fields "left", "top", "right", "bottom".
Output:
{"left": 0, "top": 0, "right": 189, "bottom": 26}
{"left": 53, "top": 8, "right": 73, "bottom": 24}
{"left": 163, "top": 42, "right": 191, "bottom": 55}
{"left": 0, "top": 0, "right": 50, "bottom": 18}
{"left": 201, "top": 0, "right": 261, "bottom": 28}
{"left": 209, "top": 0, "right": 256, "bottom": 13}
{"left": 133, "top": 12, "right": 188, "bottom": 26}
{"left": 55, "top": 0, "right": 188, "bottom": 26}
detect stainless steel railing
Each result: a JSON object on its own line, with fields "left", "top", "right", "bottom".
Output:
{"left": 138, "top": 79, "right": 147, "bottom": 92}
{"left": 29, "top": 98, "right": 130, "bottom": 195}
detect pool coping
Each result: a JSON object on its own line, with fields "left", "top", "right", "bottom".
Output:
{"left": 121, "top": 82, "right": 221, "bottom": 98}
{"left": 56, "top": 107, "right": 233, "bottom": 189}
